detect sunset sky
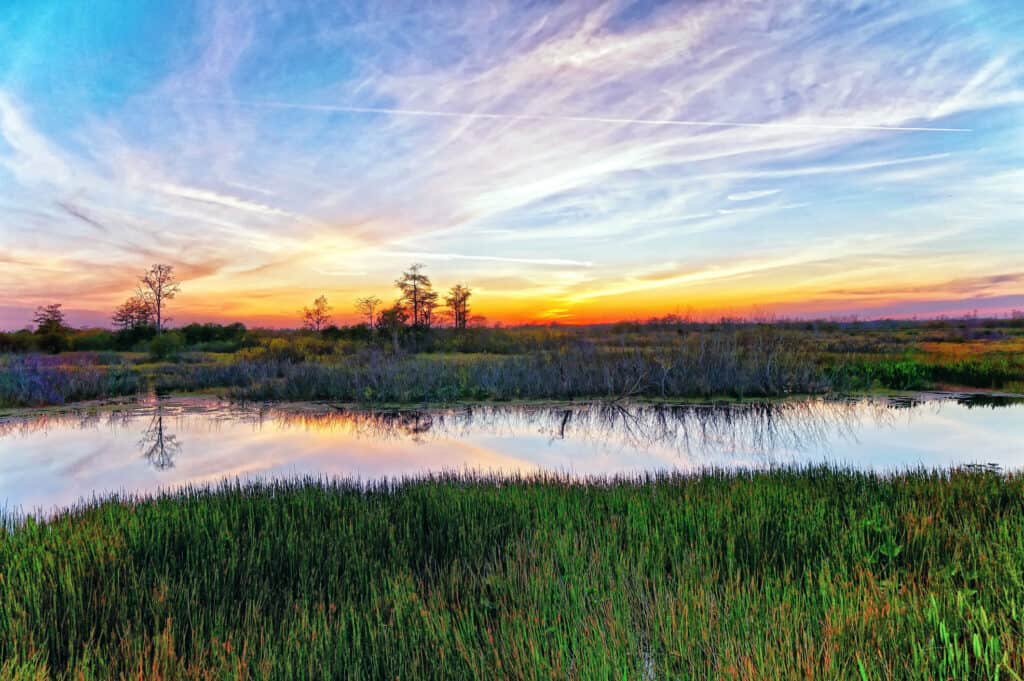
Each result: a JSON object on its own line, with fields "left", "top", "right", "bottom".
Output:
{"left": 1, "top": 0, "right": 1023, "bottom": 329}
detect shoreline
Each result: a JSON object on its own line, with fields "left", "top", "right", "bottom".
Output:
{"left": 3, "top": 387, "right": 1024, "bottom": 421}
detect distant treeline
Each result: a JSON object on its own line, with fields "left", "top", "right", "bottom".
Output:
{"left": 6, "top": 259, "right": 1021, "bottom": 357}
{"left": 2, "top": 313, "right": 1022, "bottom": 356}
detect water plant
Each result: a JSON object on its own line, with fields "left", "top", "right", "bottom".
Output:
{"left": 1, "top": 467, "right": 1022, "bottom": 679}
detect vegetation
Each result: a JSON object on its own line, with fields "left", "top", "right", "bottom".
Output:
{"left": 137, "top": 263, "right": 181, "bottom": 334}
{"left": 302, "top": 295, "right": 333, "bottom": 333}
{"left": 2, "top": 262, "right": 1022, "bottom": 408}
{"left": 1, "top": 468, "right": 1021, "bottom": 679}
{"left": 1, "top": 316, "right": 1023, "bottom": 409}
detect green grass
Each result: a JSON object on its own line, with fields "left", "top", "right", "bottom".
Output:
{"left": 2, "top": 468, "right": 1023, "bottom": 679}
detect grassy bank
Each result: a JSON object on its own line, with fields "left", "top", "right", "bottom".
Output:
{"left": 2, "top": 469, "right": 1023, "bottom": 679}
{"left": 3, "top": 319, "right": 1023, "bottom": 408}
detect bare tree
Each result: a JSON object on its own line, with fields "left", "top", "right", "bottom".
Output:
{"left": 138, "top": 264, "right": 180, "bottom": 334}
{"left": 33, "top": 303, "right": 67, "bottom": 333}
{"left": 444, "top": 284, "right": 472, "bottom": 330}
{"left": 395, "top": 263, "right": 436, "bottom": 328}
{"left": 303, "top": 295, "right": 332, "bottom": 332}
{"left": 112, "top": 295, "right": 153, "bottom": 330}
{"left": 354, "top": 295, "right": 382, "bottom": 327}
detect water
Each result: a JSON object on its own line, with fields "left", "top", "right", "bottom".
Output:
{"left": 1, "top": 395, "right": 1022, "bottom": 515}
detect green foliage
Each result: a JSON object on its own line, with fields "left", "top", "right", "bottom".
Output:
{"left": 1, "top": 469, "right": 1022, "bottom": 679}
{"left": 34, "top": 331, "right": 69, "bottom": 354}
{"left": 0, "top": 330, "right": 36, "bottom": 353}
{"left": 69, "top": 329, "right": 116, "bottom": 352}
{"left": 148, "top": 331, "right": 185, "bottom": 361}
{"left": 180, "top": 322, "right": 249, "bottom": 350}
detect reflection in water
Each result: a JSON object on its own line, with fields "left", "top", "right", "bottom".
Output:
{"left": 264, "top": 400, "right": 884, "bottom": 461}
{"left": 0, "top": 394, "right": 1022, "bottom": 514}
{"left": 1, "top": 394, "right": 1018, "bottom": 464}
{"left": 138, "top": 409, "right": 181, "bottom": 470}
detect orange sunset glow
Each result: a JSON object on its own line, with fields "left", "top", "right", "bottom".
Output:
{"left": 2, "top": 1, "right": 1022, "bottom": 329}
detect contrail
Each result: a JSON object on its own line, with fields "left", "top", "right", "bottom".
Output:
{"left": 384, "top": 251, "right": 594, "bottom": 267}
{"left": 200, "top": 98, "right": 971, "bottom": 133}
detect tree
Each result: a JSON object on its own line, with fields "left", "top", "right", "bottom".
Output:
{"left": 303, "top": 295, "right": 332, "bottom": 332}
{"left": 112, "top": 295, "right": 153, "bottom": 331}
{"left": 421, "top": 289, "right": 439, "bottom": 329}
{"left": 376, "top": 304, "right": 408, "bottom": 353}
{"left": 354, "top": 296, "right": 382, "bottom": 327}
{"left": 33, "top": 303, "right": 69, "bottom": 353}
{"left": 33, "top": 303, "right": 67, "bottom": 334}
{"left": 444, "top": 284, "right": 472, "bottom": 330}
{"left": 138, "top": 264, "right": 180, "bottom": 334}
{"left": 395, "top": 263, "right": 436, "bottom": 328}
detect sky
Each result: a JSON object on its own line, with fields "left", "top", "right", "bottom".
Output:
{"left": 1, "top": 0, "right": 1023, "bottom": 329}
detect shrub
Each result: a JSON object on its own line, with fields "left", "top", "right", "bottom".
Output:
{"left": 70, "top": 329, "right": 117, "bottom": 352}
{"left": 36, "top": 332, "right": 69, "bottom": 354}
{"left": 148, "top": 332, "right": 185, "bottom": 361}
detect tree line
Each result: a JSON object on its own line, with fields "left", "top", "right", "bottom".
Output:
{"left": 10, "top": 262, "right": 478, "bottom": 354}
{"left": 303, "top": 263, "right": 479, "bottom": 339}
{"left": 13, "top": 264, "right": 182, "bottom": 353}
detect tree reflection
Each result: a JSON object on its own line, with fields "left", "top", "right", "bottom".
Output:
{"left": 259, "top": 398, "right": 901, "bottom": 462}
{"left": 0, "top": 394, "right": 1020, "bottom": 472}
{"left": 137, "top": 407, "right": 181, "bottom": 470}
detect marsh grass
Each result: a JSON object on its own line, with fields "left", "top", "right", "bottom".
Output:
{"left": 2, "top": 322, "right": 1024, "bottom": 408}
{"left": 2, "top": 468, "right": 1023, "bottom": 679}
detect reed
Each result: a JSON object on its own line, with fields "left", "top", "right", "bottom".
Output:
{"left": 1, "top": 468, "right": 1022, "bottom": 679}
{"left": 3, "top": 321, "right": 1023, "bottom": 407}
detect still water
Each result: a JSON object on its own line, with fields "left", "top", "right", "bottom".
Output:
{"left": 1, "top": 395, "right": 1022, "bottom": 514}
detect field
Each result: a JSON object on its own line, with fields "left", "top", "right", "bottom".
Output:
{"left": 2, "top": 468, "right": 1022, "bottom": 680}
{"left": 2, "top": 317, "right": 1024, "bottom": 409}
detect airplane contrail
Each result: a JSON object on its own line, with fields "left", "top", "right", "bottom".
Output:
{"left": 198, "top": 98, "right": 971, "bottom": 133}
{"left": 383, "top": 251, "right": 594, "bottom": 267}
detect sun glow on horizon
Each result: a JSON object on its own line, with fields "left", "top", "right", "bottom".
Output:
{"left": 1, "top": 0, "right": 1022, "bottom": 330}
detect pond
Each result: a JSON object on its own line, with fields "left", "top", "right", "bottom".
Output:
{"left": 1, "top": 394, "right": 1022, "bottom": 515}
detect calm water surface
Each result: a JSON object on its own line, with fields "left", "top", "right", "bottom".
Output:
{"left": 1, "top": 395, "right": 1022, "bottom": 514}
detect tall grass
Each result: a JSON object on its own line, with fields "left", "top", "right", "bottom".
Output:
{"left": 220, "top": 334, "right": 827, "bottom": 403}
{"left": 1, "top": 468, "right": 1022, "bottom": 679}
{"left": 0, "top": 354, "right": 140, "bottom": 407}
{"left": 3, "top": 321, "right": 1023, "bottom": 408}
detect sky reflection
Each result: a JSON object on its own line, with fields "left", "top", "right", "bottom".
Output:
{"left": 1, "top": 396, "right": 1022, "bottom": 515}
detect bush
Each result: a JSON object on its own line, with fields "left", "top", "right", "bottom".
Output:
{"left": 180, "top": 322, "right": 248, "bottom": 347}
{"left": 0, "top": 330, "right": 36, "bottom": 353}
{"left": 148, "top": 332, "right": 185, "bottom": 361}
{"left": 70, "top": 329, "right": 117, "bottom": 352}
{"left": 114, "top": 325, "right": 156, "bottom": 350}
{"left": 36, "top": 332, "right": 69, "bottom": 354}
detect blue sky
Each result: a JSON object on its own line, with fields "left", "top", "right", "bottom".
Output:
{"left": 1, "top": 0, "right": 1023, "bottom": 327}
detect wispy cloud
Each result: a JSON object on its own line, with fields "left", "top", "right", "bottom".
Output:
{"left": 1, "top": 0, "right": 1022, "bottom": 326}
{"left": 382, "top": 252, "right": 594, "bottom": 268}
{"left": 826, "top": 272, "right": 1024, "bottom": 298}
{"left": 727, "top": 189, "right": 781, "bottom": 202}
{"left": 55, "top": 200, "right": 109, "bottom": 233}
{"left": 179, "top": 98, "right": 975, "bottom": 133}
{"left": 153, "top": 183, "right": 292, "bottom": 217}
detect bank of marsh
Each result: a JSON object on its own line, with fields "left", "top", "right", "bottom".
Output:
{"left": 2, "top": 468, "right": 1022, "bottom": 679}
